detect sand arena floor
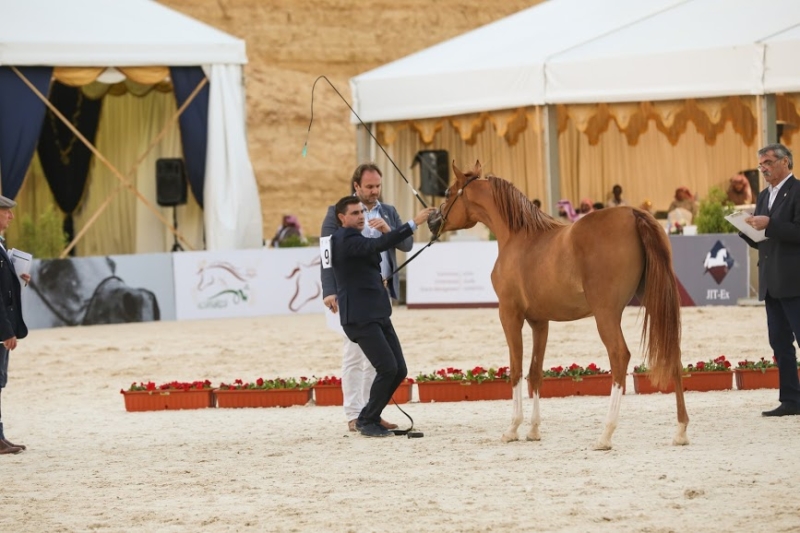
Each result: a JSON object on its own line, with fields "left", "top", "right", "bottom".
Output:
{"left": 2, "top": 306, "right": 799, "bottom": 532}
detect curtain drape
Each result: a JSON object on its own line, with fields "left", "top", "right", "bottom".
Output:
{"left": 0, "top": 66, "right": 53, "bottom": 198}
{"left": 170, "top": 66, "right": 209, "bottom": 207}
{"left": 204, "top": 64, "right": 263, "bottom": 250}
{"left": 9, "top": 90, "right": 204, "bottom": 255}
{"left": 373, "top": 94, "right": 800, "bottom": 221}
{"left": 37, "top": 81, "right": 103, "bottom": 251}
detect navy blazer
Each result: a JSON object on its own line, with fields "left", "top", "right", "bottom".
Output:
{"left": 740, "top": 175, "right": 800, "bottom": 300}
{"left": 320, "top": 202, "right": 412, "bottom": 300}
{"left": 0, "top": 247, "right": 27, "bottom": 341}
{"left": 331, "top": 223, "right": 414, "bottom": 326}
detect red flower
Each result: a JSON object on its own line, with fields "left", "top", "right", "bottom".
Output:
{"left": 256, "top": 377, "right": 264, "bottom": 387}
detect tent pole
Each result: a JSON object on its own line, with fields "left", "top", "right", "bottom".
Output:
{"left": 57, "top": 77, "right": 210, "bottom": 258}
{"left": 543, "top": 104, "right": 561, "bottom": 215}
{"left": 11, "top": 66, "right": 204, "bottom": 254}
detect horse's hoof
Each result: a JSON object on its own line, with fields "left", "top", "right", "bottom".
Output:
{"left": 672, "top": 435, "right": 690, "bottom": 446}
{"left": 526, "top": 429, "right": 541, "bottom": 441}
{"left": 501, "top": 433, "right": 519, "bottom": 443}
{"left": 592, "top": 440, "right": 612, "bottom": 451}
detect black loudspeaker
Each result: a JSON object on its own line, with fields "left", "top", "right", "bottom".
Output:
{"left": 156, "top": 158, "right": 188, "bottom": 207}
{"left": 741, "top": 169, "right": 760, "bottom": 195}
{"left": 413, "top": 150, "right": 449, "bottom": 197}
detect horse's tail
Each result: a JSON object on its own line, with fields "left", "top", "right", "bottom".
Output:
{"left": 634, "top": 210, "right": 682, "bottom": 387}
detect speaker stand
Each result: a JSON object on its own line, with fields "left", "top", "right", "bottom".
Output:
{"left": 171, "top": 206, "right": 183, "bottom": 252}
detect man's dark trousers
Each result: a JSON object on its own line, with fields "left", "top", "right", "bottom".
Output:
{"left": 343, "top": 317, "right": 407, "bottom": 425}
{"left": 765, "top": 293, "right": 800, "bottom": 405}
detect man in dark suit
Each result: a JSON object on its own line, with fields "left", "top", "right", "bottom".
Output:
{"left": 321, "top": 163, "right": 413, "bottom": 432}
{"left": 740, "top": 143, "right": 800, "bottom": 416}
{"left": 0, "top": 195, "right": 30, "bottom": 454}
{"left": 330, "top": 196, "right": 433, "bottom": 437}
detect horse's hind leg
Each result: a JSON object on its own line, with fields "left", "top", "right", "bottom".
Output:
{"left": 499, "top": 305, "right": 525, "bottom": 443}
{"left": 593, "top": 313, "right": 631, "bottom": 451}
{"left": 526, "top": 320, "right": 548, "bottom": 441}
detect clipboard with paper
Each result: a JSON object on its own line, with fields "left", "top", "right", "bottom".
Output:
{"left": 724, "top": 211, "right": 767, "bottom": 242}
{"left": 8, "top": 248, "right": 33, "bottom": 277}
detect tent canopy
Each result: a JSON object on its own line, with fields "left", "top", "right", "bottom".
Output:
{"left": 351, "top": 0, "right": 800, "bottom": 122}
{"left": 0, "top": 0, "right": 246, "bottom": 66}
{"left": 0, "top": 0, "right": 261, "bottom": 251}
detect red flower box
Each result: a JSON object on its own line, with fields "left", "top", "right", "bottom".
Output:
{"left": 313, "top": 384, "right": 344, "bottom": 406}
{"left": 539, "top": 374, "right": 621, "bottom": 398}
{"left": 631, "top": 373, "right": 675, "bottom": 394}
{"left": 681, "top": 371, "right": 732, "bottom": 392}
{"left": 121, "top": 389, "right": 215, "bottom": 412}
{"left": 734, "top": 368, "right": 779, "bottom": 390}
{"left": 391, "top": 381, "right": 413, "bottom": 404}
{"left": 417, "top": 380, "right": 511, "bottom": 403}
{"left": 214, "top": 388, "right": 312, "bottom": 408}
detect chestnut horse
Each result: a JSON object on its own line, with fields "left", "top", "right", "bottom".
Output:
{"left": 427, "top": 162, "right": 689, "bottom": 449}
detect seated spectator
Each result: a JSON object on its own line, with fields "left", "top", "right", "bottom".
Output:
{"left": 606, "top": 184, "right": 628, "bottom": 207}
{"left": 668, "top": 187, "right": 697, "bottom": 218}
{"left": 556, "top": 199, "right": 579, "bottom": 222}
{"left": 270, "top": 214, "right": 306, "bottom": 247}
{"left": 726, "top": 173, "right": 753, "bottom": 205}
{"left": 578, "top": 198, "right": 594, "bottom": 219}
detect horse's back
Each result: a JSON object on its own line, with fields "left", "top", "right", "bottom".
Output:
{"left": 494, "top": 207, "right": 648, "bottom": 320}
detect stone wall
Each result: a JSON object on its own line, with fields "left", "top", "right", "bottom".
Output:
{"left": 158, "top": 0, "right": 542, "bottom": 241}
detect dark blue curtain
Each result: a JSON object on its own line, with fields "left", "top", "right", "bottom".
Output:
{"left": 0, "top": 66, "right": 53, "bottom": 199}
{"left": 170, "top": 67, "right": 209, "bottom": 208}
{"left": 37, "top": 81, "right": 103, "bottom": 251}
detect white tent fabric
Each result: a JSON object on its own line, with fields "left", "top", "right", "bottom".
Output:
{"left": 351, "top": 0, "right": 800, "bottom": 122}
{"left": 764, "top": 24, "right": 800, "bottom": 93}
{"left": 0, "top": 0, "right": 246, "bottom": 66}
{"left": 0, "top": 0, "right": 262, "bottom": 251}
{"left": 545, "top": 0, "right": 800, "bottom": 103}
{"left": 204, "top": 64, "right": 262, "bottom": 250}
{"left": 350, "top": 0, "right": 685, "bottom": 122}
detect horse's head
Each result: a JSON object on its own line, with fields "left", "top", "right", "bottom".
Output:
{"left": 427, "top": 160, "right": 483, "bottom": 237}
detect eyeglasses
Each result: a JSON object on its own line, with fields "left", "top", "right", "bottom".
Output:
{"left": 758, "top": 158, "right": 784, "bottom": 169}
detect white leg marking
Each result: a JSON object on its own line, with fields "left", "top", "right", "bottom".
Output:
{"left": 672, "top": 422, "right": 690, "bottom": 446}
{"left": 502, "top": 380, "right": 525, "bottom": 443}
{"left": 594, "top": 383, "right": 624, "bottom": 451}
{"left": 527, "top": 391, "right": 541, "bottom": 441}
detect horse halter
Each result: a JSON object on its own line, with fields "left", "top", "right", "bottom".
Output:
{"left": 384, "top": 174, "right": 481, "bottom": 285}
{"left": 430, "top": 174, "right": 481, "bottom": 241}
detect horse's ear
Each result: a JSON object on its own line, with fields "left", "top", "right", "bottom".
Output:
{"left": 473, "top": 160, "right": 482, "bottom": 177}
{"left": 452, "top": 160, "right": 466, "bottom": 183}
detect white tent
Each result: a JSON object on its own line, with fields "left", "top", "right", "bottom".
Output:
{"left": 0, "top": 0, "right": 262, "bottom": 251}
{"left": 350, "top": 0, "right": 686, "bottom": 122}
{"left": 545, "top": 0, "right": 800, "bottom": 103}
{"left": 351, "top": 0, "right": 800, "bottom": 120}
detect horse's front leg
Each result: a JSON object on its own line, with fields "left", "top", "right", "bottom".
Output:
{"left": 499, "top": 305, "right": 525, "bottom": 443}
{"left": 526, "top": 320, "right": 548, "bottom": 441}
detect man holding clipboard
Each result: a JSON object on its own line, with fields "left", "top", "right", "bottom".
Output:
{"left": 737, "top": 143, "right": 800, "bottom": 417}
{"left": 0, "top": 194, "right": 30, "bottom": 454}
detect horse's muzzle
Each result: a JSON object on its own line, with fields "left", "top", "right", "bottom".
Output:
{"left": 427, "top": 209, "right": 443, "bottom": 235}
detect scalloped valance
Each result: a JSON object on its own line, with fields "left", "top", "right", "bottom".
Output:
{"left": 377, "top": 95, "right": 800, "bottom": 148}
{"left": 52, "top": 66, "right": 173, "bottom": 98}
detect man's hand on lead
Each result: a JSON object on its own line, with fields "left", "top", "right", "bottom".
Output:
{"left": 413, "top": 207, "right": 437, "bottom": 226}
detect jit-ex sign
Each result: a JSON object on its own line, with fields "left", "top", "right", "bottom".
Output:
{"left": 668, "top": 234, "right": 749, "bottom": 306}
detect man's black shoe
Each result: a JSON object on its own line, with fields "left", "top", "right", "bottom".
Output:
{"left": 357, "top": 422, "right": 392, "bottom": 438}
{"left": 762, "top": 402, "right": 800, "bottom": 417}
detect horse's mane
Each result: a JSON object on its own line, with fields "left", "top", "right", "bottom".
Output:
{"left": 486, "top": 175, "right": 566, "bottom": 234}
